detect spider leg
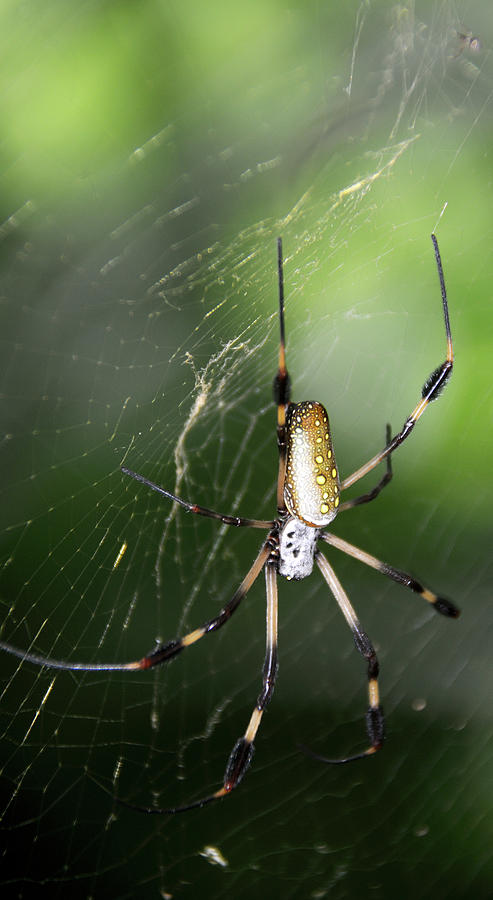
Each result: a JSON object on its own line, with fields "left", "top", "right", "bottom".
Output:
{"left": 0, "top": 541, "right": 273, "bottom": 673}
{"left": 121, "top": 467, "right": 274, "bottom": 529}
{"left": 273, "top": 237, "right": 291, "bottom": 515}
{"left": 319, "top": 532, "right": 459, "bottom": 618}
{"left": 300, "top": 550, "right": 384, "bottom": 765}
{"left": 116, "top": 557, "right": 279, "bottom": 814}
{"left": 341, "top": 234, "right": 453, "bottom": 491}
{"left": 338, "top": 425, "right": 393, "bottom": 512}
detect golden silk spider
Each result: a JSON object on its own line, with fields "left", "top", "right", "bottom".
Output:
{"left": 0, "top": 235, "right": 458, "bottom": 813}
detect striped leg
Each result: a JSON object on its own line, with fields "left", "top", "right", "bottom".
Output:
{"left": 302, "top": 551, "right": 384, "bottom": 764}
{"left": 123, "top": 558, "right": 280, "bottom": 814}
{"left": 121, "top": 467, "right": 274, "bottom": 529}
{"left": 341, "top": 234, "right": 453, "bottom": 492}
{"left": 273, "top": 237, "right": 291, "bottom": 514}
{"left": 0, "top": 542, "right": 272, "bottom": 673}
{"left": 213, "top": 561, "right": 279, "bottom": 800}
{"left": 339, "top": 425, "right": 393, "bottom": 512}
{"left": 320, "top": 532, "right": 459, "bottom": 618}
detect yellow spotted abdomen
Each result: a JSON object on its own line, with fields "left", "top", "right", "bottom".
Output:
{"left": 284, "top": 401, "right": 340, "bottom": 527}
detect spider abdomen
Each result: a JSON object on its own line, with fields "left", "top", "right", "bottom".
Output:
{"left": 284, "top": 401, "right": 340, "bottom": 527}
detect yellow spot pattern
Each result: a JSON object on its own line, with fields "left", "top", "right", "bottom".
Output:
{"left": 284, "top": 401, "right": 340, "bottom": 527}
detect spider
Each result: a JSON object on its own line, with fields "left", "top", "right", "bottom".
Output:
{"left": 0, "top": 235, "right": 458, "bottom": 814}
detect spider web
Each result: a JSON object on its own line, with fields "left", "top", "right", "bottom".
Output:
{"left": 1, "top": 1, "right": 493, "bottom": 898}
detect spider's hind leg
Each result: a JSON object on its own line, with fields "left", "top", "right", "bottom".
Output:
{"left": 339, "top": 424, "right": 393, "bottom": 512}
{"left": 341, "top": 234, "right": 453, "bottom": 493}
{"left": 273, "top": 237, "right": 292, "bottom": 515}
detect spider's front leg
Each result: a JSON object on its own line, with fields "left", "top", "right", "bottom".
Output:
{"left": 320, "top": 531, "right": 459, "bottom": 619}
{"left": 300, "top": 551, "right": 385, "bottom": 765}
{"left": 215, "top": 559, "right": 279, "bottom": 799}
{"left": 118, "top": 544, "right": 280, "bottom": 814}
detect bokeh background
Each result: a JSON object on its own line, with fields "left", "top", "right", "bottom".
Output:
{"left": 1, "top": 1, "right": 492, "bottom": 898}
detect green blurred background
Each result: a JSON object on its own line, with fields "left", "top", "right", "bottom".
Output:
{"left": 1, "top": 1, "right": 492, "bottom": 898}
